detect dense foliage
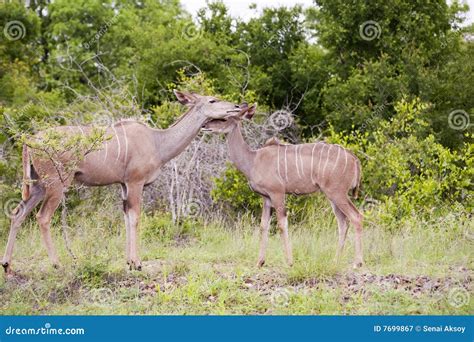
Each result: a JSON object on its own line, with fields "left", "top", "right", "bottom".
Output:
{"left": 0, "top": 0, "right": 472, "bottom": 223}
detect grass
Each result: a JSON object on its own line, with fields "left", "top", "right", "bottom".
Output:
{"left": 0, "top": 202, "right": 472, "bottom": 315}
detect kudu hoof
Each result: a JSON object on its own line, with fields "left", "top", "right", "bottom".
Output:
{"left": 353, "top": 261, "right": 364, "bottom": 269}
{"left": 128, "top": 261, "right": 142, "bottom": 271}
{"left": 257, "top": 260, "right": 265, "bottom": 268}
{"left": 2, "top": 262, "right": 10, "bottom": 274}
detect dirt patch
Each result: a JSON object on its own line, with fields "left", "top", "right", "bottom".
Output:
{"left": 240, "top": 268, "right": 472, "bottom": 300}
{"left": 3, "top": 260, "right": 471, "bottom": 307}
{"left": 171, "top": 234, "right": 196, "bottom": 247}
{"left": 3, "top": 270, "right": 29, "bottom": 285}
{"left": 48, "top": 279, "right": 82, "bottom": 304}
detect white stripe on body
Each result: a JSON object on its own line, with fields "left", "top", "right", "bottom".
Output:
{"left": 322, "top": 145, "right": 332, "bottom": 177}
{"left": 317, "top": 144, "right": 326, "bottom": 183}
{"left": 294, "top": 145, "right": 301, "bottom": 178}
{"left": 299, "top": 145, "right": 305, "bottom": 177}
{"left": 342, "top": 147, "right": 348, "bottom": 173}
{"left": 120, "top": 123, "right": 129, "bottom": 162}
{"left": 111, "top": 126, "right": 121, "bottom": 163}
{"left": 310, "top": 143, "right": 317, "bottom": 184}
{"left": 332, "top": 145, "right": 341, "bottom": 175}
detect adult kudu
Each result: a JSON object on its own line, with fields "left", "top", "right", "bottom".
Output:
{"left": 202, "top": 105, "right": 364, "bottom": 268}
{"left": 2, "top": 91, "right": 247, "bottom": 274}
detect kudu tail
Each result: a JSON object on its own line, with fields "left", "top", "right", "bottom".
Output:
{"left": 21, "top": 144, "right": 31, "bottom": 201}
{"left": 351, "top": 157, "right": 362, "bottom": 199}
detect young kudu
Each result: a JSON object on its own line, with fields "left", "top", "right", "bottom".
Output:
{"left": 203, "top": 105, "right": 364, "bottom": 268}
{"left": 2, "top": 91, "right": 247, "bottom": 274}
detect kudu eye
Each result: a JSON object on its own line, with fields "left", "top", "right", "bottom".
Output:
{"left": 209, "top": 99, "right": 217, "bottom": 103}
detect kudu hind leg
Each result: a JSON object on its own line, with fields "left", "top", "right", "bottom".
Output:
{"left": 257, "top": 197, "right": 272, "bottom": 267}
{"left": 2, "top": 186, "right": 44, "bottom": 273}
{"left": 121, "top": 184, "right": 131, "bottom": 264}
{"left": 330, "top": 201, "right": 349, "bottom": 262}
{"left": 36, "top": 190, "right": 63, "bottom": 268}
{"left": 331, "top": 196, "right": 363, "bottom": 267}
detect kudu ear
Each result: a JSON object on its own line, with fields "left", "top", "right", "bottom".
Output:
{"left": 174, "top": 90, "right": 196, "bottom": 106}
{"left": 244, "top": 104, "right": 257, "bottom": 120}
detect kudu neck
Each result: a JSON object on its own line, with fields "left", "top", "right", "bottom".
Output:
{"left": 227, "top": 122, "right": 255, "bottom": 177}
{"left": 154, "top": 106, "right": 206, "bottom": 163}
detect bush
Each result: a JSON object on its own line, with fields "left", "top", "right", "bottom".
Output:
{"left": 211, "top": 97, "right": 473, "bottom": 225}
{"left": 141, "top": 212, "right": 200, "bottom": 243}
{"left": 328, "top": 97, "right": 473, "bottom": 222}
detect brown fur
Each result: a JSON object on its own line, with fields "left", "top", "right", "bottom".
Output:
{"left": 264, "top": 137, "right": 282, "bottom": 146}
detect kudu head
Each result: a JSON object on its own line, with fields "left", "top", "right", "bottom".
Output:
{"left": 173, "top": 90, "right": 247, "bottom": 120}
{"left": 202, "top": 104, "right": 257, "bottom": 133}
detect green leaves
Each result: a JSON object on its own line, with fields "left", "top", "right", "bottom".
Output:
{"left": 0, "top": 0, "right": 472, "bottom": 226}
{"left": 211, "top": 163, "right": 260, "bottom": 214}
{"left": 328, "top": 97, "right": 473, "bottom": 222}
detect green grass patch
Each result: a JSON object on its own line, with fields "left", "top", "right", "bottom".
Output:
{"left": 0, "top": 205, "right": 472, "bottom": 315}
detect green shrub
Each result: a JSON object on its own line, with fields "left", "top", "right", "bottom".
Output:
{"left": 76, "top": 260, "right": 109, "bottom": 288}
{"left": 211, "top": 163, "right": 261, "bottom": 214}
{"left": 328, "top": 97, "right": 473, "bottom": 222}
{"left": 141, "top": 212, "right": 200, "bottom": 243}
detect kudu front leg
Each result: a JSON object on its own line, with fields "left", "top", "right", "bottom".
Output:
{"left": 257, "top": 197, "right": 272, "bottom": 267}
{"left": 274, "top": 202, "right": 293, "bottom": 266}
{"left": 122, "top": 183, "right": 144, "bottom": 271}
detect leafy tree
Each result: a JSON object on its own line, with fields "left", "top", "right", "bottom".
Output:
{"left": 235, "top": 5, "right": 308, "bottom": 108}
{"left": 0, "top": 3, "right": 41, "bottom": 105}
{"left": 310, "top": 0, "right": 465, "bottom": 72}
